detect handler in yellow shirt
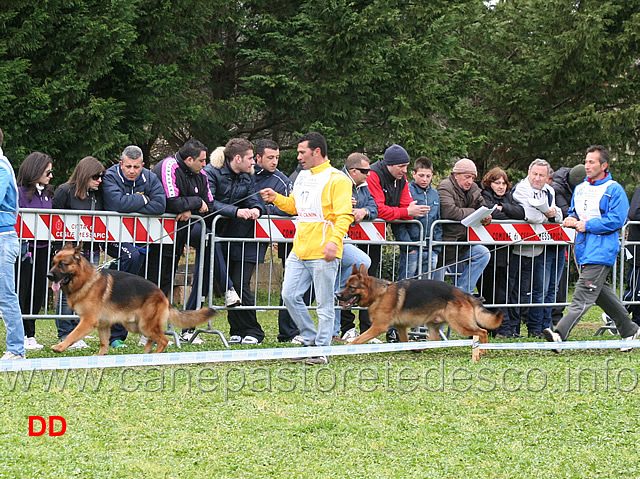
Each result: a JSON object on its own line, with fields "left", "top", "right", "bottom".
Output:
{"left": 261, "top": 132, "right": 352, "bottom": 364}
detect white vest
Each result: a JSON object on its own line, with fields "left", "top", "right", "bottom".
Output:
{"left": 293, "top": 166, "right": 339, "bottom": 223}
{"left": 293, "top": 166, "right": 340, "bottom": 244}
{"left": 573, "top": 179, "right": 613, "bottom": 221}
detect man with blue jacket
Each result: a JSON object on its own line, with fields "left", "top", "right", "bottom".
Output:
{"left": 102, "top": 145, "right": 166, "bottom": 348}
{"left": 254, "top": 139, "right": 293, "bottom": 267}
{"left": 544, "top": 145, "right": 640, "bottom": 350}
{"left": 103, "top": 145, "right": 166, "bottom": 275}
{"left": 0, "top": 128, "right": 25, "bottom": 360}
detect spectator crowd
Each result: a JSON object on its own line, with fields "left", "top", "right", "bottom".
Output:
{"left": 2, "top": 127, "right": 639, "bottom": 362}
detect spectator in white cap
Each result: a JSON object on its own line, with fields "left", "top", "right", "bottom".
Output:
{"left": 436, "top": 158, "right": 491, "bottom": 294}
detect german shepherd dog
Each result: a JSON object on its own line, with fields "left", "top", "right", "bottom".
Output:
{"left": 47, "top": 243, "right": 216, "bottom": 354}
{"left": 336, "top": 264, "right": 503, "bottom": 348}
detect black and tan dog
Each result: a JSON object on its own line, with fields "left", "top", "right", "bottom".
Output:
{"left": 47, "top": 243, "right": 216, "bottom": 354}
{"left": 336, "top": 264, "right": 503, "bottom": 348}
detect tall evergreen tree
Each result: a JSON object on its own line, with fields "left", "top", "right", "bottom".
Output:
{"left": 456, "top": 0, "right": 640, "bottom": 183}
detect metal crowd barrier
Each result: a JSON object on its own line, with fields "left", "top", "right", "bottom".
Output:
{"left": 15, "top": 211, "right": 640, "bottom": 336}
{"left": 15, "top": 208, "right": 207, "bottom": 321}
{"left": 620, "top": 221, "right": 640, "bottom": 308}
{"left": 203, "top": 216, "right": 424, "bottom": 312}
{"left": 428, "top": 219, "right": 577, "bottom": 310}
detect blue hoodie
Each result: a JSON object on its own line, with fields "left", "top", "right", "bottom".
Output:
{"left": 569, "top": 172, "right": 628, "bottom": 267}
{"left": 0, "top": 149, "right": 18, "bottom": 233}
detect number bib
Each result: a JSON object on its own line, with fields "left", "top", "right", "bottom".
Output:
{"left": 293, "top": 166, "right": 339, "bottom": 223}
{"left": 573, "top": 179, "right": 613, "bottom": 221}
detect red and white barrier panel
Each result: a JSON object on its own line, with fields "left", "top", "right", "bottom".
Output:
{"left": 15, "top": 212, "right": 176, "bottom": 244}
{"left": 255, "top": 219, "right": 386, "bottom": 241}
{"left": 469, "top": 223, "right": 575, "bottom": 244}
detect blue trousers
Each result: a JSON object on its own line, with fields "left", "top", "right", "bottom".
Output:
{"left": 0, "top": 232, "right": 25, "bottom": 356}
{"left": 282, "top": 253, "right": 339, "bottom": 347}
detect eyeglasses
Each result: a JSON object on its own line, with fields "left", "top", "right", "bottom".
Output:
{"left": 46, "top": 170, "right": 53, "bottom": 176}
{"left": 91, "top": 173, "right": 104, "bottom": 181}
{"left": 353, "top": 168, "right": 371, "bottom": 174}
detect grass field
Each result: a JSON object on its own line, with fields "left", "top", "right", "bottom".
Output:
{"left": 2, "top": 304, "right": 640, "bottom": 478}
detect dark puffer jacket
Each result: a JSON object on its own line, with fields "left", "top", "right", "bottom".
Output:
{"left": 52, "top": 183, "right": 102, "bottom": 211}
{"left": 550, "top": 167, "right": 574, "bottom": 218}
{"left": 52, "top": 183, "right": 103, "bottom": 254}
{"left": 203, "top": 155, "right": 265, "bottom": 263}
{"left": 481, "top": 187, "right": 525, "bottom": 222}
{"left": 627, "top": 185, "right": 640, "bottom": 266}
{"left": 102, "top": 164, "right": 166, "bottom": 215}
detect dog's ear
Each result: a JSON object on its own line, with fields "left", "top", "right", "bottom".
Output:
{"left": 351, "top": 264, "right": 358, "bottom": 275}
{"left": 62, "top": 242, "right": 74, "bottom": 251}
{"left": 73, "top": 242, "right": 84, "bottom": 260}
{"left": 358, "top": 263, "right": 368, "bottom": 277}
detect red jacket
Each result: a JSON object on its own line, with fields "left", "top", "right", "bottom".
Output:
{"left": 367, "top": 163, "right": 413, "bottom": 221}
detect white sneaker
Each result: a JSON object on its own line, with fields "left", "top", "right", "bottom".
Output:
{"left": 342, "top": 328, "right": 359, "bottom": 343}
{"left": 241, "top": 335, "right": 260, "bottom": 345}
{"left": 621, "top": 328, "right": 640, "bottom": 352}
{"left": 229, "top": 335, "right": 242, "bottom": 344}
{"left": 225, "top": 288, "right": 242, "bottom": 307}
{"left": 24, "top": 337, "right": 44, "bottom": 350}
{"left": 290, "top": 335, "right": 305, "bottom": 345}
{"left": 542, "top": 328, "right": 562, "bottom": 354}
{"left": 180, "top": 331, "right": 204, "bottom": 344}
{"left": 67, "top": 339, "right": 89, "bottom": 350}
{"left": 1, "top": 351, "right": 26, "bottom": 360}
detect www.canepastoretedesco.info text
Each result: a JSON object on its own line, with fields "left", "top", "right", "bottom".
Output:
{"left": 3, "top": 358, "right": 639, "bottom": 398}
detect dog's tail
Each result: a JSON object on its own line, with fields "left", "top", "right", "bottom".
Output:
{"left": 474, "top": 305, "right": 503, "bottom": 330}
{"left": 168, "top": 307, "right": 216, "bottom": 329}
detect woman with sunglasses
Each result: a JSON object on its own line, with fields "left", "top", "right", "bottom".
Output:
{"left": 16, "top": 152, "right": 55, "bottom": 350}
{"left": 52, "top": 156, "right": 105, "bottom": 349}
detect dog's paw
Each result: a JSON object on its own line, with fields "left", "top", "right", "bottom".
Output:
{"left": 51, "top": 343, "right": 65, "bottom": 353}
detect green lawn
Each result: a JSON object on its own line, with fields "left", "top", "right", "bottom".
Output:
{"left": 2, "top": 305, "right": 640, "bottom": 478}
